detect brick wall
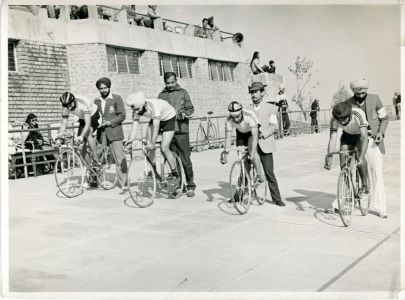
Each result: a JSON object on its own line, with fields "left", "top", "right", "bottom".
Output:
{"left": 8, "top": 40, "right": 70, "bottom": 127}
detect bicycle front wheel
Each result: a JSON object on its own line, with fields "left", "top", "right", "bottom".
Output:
{"left": 128, "top": 156, "right": 156, "bottom": 208}
{"left": 97, "top": 146, "right": 118, "bottom": 190}
{"left": 229, "top": 161, "right": 251, "bottom": 214}
{"left": 54, "top": 149, "right": 84, "bottom": 198}
{"left": 337, "top": 168, "right": 354, "bottom": 227}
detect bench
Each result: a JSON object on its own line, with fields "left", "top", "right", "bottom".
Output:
{"left": 9, "top": 148, "right": 59, "bottom": 179}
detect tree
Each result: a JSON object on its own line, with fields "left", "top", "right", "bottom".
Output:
{"left": 288, "top": 56, "right": 317, "bottom": 120}
{"left": 331, "top": 82, "right": 351, "bottom": 108}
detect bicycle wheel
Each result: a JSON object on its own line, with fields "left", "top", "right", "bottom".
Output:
{"left": 208, "top": 123, "right": 218, "bottom": 149}
{"left": 337, "top": 168, "right": 354, "bottom": 227}
{"left": 229, "top": 161, "right": 251, "bottom": 214}
{"left": 196, "top": 125, "right": 209, "bottom": 152}
{"left": 163, "top": 153, "right": 184, "bottom": 199}
{"left": 356, "top": 168, "right": 370, "bottom": 216}
{"left": 252, "top": 168, "right": 267, "bottom": 205}
{"left": 97, "top": 146, "right": 118, "bottom": 190}
{"left": 128, "top": 156, "right": 156, "bottom": 208}
{"left": 54, "top": 149, "right": 85, "bottom": 198}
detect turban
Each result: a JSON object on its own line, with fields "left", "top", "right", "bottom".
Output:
{"left": 350, "top": 79, "right": 369, "bottom": 93}
{"left": 96, "top": 77, "right": 111, "bottom": 89}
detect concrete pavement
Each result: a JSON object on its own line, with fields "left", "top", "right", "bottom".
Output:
{"left": 7, "top": 121, "right": 400, "bottom": 298}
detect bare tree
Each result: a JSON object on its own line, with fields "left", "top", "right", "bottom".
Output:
{"left": 288, "top": 56, "right": 317, "bottom": 120}
{"left": 331, "top": 81, "right": 351, "bottom": 108}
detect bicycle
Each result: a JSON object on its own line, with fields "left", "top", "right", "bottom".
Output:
{"left": 195, "top": 111, "right": 218, "bottom": 152}
{"left": 126, "top": 139, "right": 185, "bottom": 208}
{"left": 54, "top": 133, "right": 118, "bottom": 198}
{"left": 326, "top": 150, "right": 370, "bottom": 227}
{"left": 228, "top": 146, "right": 268, "bottom": 214}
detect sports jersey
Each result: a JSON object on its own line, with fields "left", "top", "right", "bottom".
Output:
{"left": 330, "top": 107, "right": 369, "bottom": 135}
{"left": 132, "top": 99, "right": 176, "bottom": 122}
{"left": 225, "top": 109, "right": 260, "bottom": 133}
{"left": 62, "top": 95, "right": 98, "bottom": 119}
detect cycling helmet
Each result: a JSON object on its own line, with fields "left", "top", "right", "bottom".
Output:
{"left": 59, "top": 92, "right": 77, "bottom": 111}
{"left": 126, "top": 92, "right": 146, "bottom": 109}
{"left": 332, "top": 102, "right": 352, "bottom": 120}
{"left": 228, "top": 101, "right": 242, "bottom": 112}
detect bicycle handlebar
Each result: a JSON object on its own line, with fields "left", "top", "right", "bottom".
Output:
{"left": 326, "top": 150, "right": 357, "bottom": 158}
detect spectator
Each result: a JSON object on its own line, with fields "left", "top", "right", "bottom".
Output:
{"left": 247, "top": 81, "right": 285, "bottom": 206}
{"left": 310, "top": 99, "right": 320, "bottom": 133}
{"left": 268, "top": 60, "right": 276, "bottom": 73}
{"left": 250, "top": 51, "right": 264, "bottom": 75}
{"left": 195, "top": 18, "right": 211, "bottom": 39}
{"left": 346, "top": 79, "right": 389, "bottom": 218}
{"left": 158, "top": 72, "right": 196, "bottom": 197}
{"left": 393, "top": 92, "right": 401, "bottom": 119}
{"left": 276, "top": 85, "right": 290, "bottom": 136}
{"left": 144, "top": 5, "right": 160, "bottom": 29}
{"left": 94, "top": 77, "right": 128, "bottom": 193}
{"left": 124, "top": 5, "right": 144, "bottom": 26}
{"left": 207, "top": 16, "right": 222, "bottom": 40}
{"left": 24, "top": 113, "right": 53, "bottom": 173}
{"left": 70, "top": 5, "right": 88, "bottom": 19}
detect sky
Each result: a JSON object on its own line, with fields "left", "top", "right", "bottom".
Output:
{"left": 136, "top": 4, "right": 400, "bottom": 109}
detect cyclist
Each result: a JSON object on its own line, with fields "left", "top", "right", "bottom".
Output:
{"left": 324, "top": 102, "right": 369, "bottom": 209}
{"left": 125, "top": 92, "right": 180, "bottom": 185}
{"left": 220, "top": 101, "right": 264, "bottom": 183}
{"left": 57, "top": 92, "right": 100, "bottom": 164}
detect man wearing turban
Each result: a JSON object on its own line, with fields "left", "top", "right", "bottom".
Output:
{"left": 345, "top": 78, "right": 389, "bottom": 218}
{"left": 94, "top": 77, "right": 128, "bottom": 193}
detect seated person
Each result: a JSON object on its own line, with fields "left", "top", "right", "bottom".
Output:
{"left": 324, "top": 102, "right": 369, "bottom": 209}
{"left": 194, "top": 18, "right": 212, "bottom": 39}
{"left": 144, "top": 5, "right": 160, "bottom": 28}
{"left": 124, "top": 5, "right": 144, "bottom": 26}
{"left": 125, "top": 92, "right": 179, "bottom": 184}
{"left": 57, "top": 92, "right": 100, "bottom": 165}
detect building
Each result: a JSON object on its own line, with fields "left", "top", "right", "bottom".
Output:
{"left": 8, "top": 5, "right": 282, "bottom": 139}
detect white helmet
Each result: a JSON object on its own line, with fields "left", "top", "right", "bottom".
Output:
{"left": 126, "top": 92, "right": 146, "bottom": 109}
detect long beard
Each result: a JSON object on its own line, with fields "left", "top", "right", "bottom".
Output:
{"left": 354, "top": 93, "right": 367, "bottom": 104}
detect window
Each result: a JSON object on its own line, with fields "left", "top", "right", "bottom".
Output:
{"left": 208, "top": 60, "right": 236, "bottom": 82}
{"left": 106, "top": 46, "right": 141, "bottom": 74}
{"left": 8, "top": 40, "right": 17, "bottom": 72}
{"left": 159, "top": 54, "right": 194, "bottom": 79}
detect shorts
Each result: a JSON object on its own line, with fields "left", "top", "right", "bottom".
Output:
{"left": 149, "top": 116, "right": 176, "bottom": 134}
{"left": 236, "top": 130, "right": 252, "bottom": 147}
{"left": 340, "top": 131, "right": 360, "bottom": 147}
{"left": 78, "top": 112, "right": 100, "bottom": 136}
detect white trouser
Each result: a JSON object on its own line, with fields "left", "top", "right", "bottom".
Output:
{"left": 365, "top": 138, "right": 387, "bottom": 215}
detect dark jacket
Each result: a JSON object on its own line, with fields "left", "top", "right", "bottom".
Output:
{"left": 158, "top": 84, "right": 195, "bottom": 134}
{"left": 94, "top": 93, "right": 126, "bottom": 142}
{"left": 310, "top": 101, "right": 320, "bottom": 117}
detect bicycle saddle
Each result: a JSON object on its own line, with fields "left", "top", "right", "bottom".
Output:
{"left": 207, "top": 111, "right": 213, "bottom": 115}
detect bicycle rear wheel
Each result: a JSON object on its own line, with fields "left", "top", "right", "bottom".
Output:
{"left": 229, "top": 161, "right": 251, "bottom": 214}
{"left": 97, "top": 146, "right": 118, "bottom": 190}
{"left": 252, "top": 168, "right": 267, "bottom": 205}
{"left": 54, "top": 149, "right": 84, "bottom": 198}
{"left": 128, "top": 156, "right": 156, "bottom": 208}
{"left": 196, "top": 125, "right": 208, "bottom": 152}
{"left": 208, "top": 123, "right": 218, "bottom": 149}
{"left": 337, "top": 168, "right": 354, "bottom": 226}
{"left": 163, "top": 153, "right": 184, "bottom": 199}
{"left": 356, "top": 168, "right": 370, "bottom": 216}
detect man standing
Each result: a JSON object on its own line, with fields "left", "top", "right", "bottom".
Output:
{"left": 94, "top": 77, "right": 128, "bottom": 193}
{"left": 247, "top": 82, "right": 285, "bottom": 207}
{"left": 158, "top": 72, "right": 196, "bottom": 197}
{"left": 346, "top": 79, "right": 389, "bottom": 218}
{"left": 310, "top": 99, "right": 320, "bottom": 133}
{"left": 276, "top": 84, "right": 290, "bottom": 136}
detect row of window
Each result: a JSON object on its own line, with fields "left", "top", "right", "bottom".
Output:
{"left": 106, "top": 46, "right": 236, "bottom": 81}
{"left": 9, "top": 42, "right": 237, "bottom": 82}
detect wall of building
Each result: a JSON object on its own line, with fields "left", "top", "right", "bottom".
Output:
{"left": 8, "top": 40, "right": 70, "bottom": 126}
